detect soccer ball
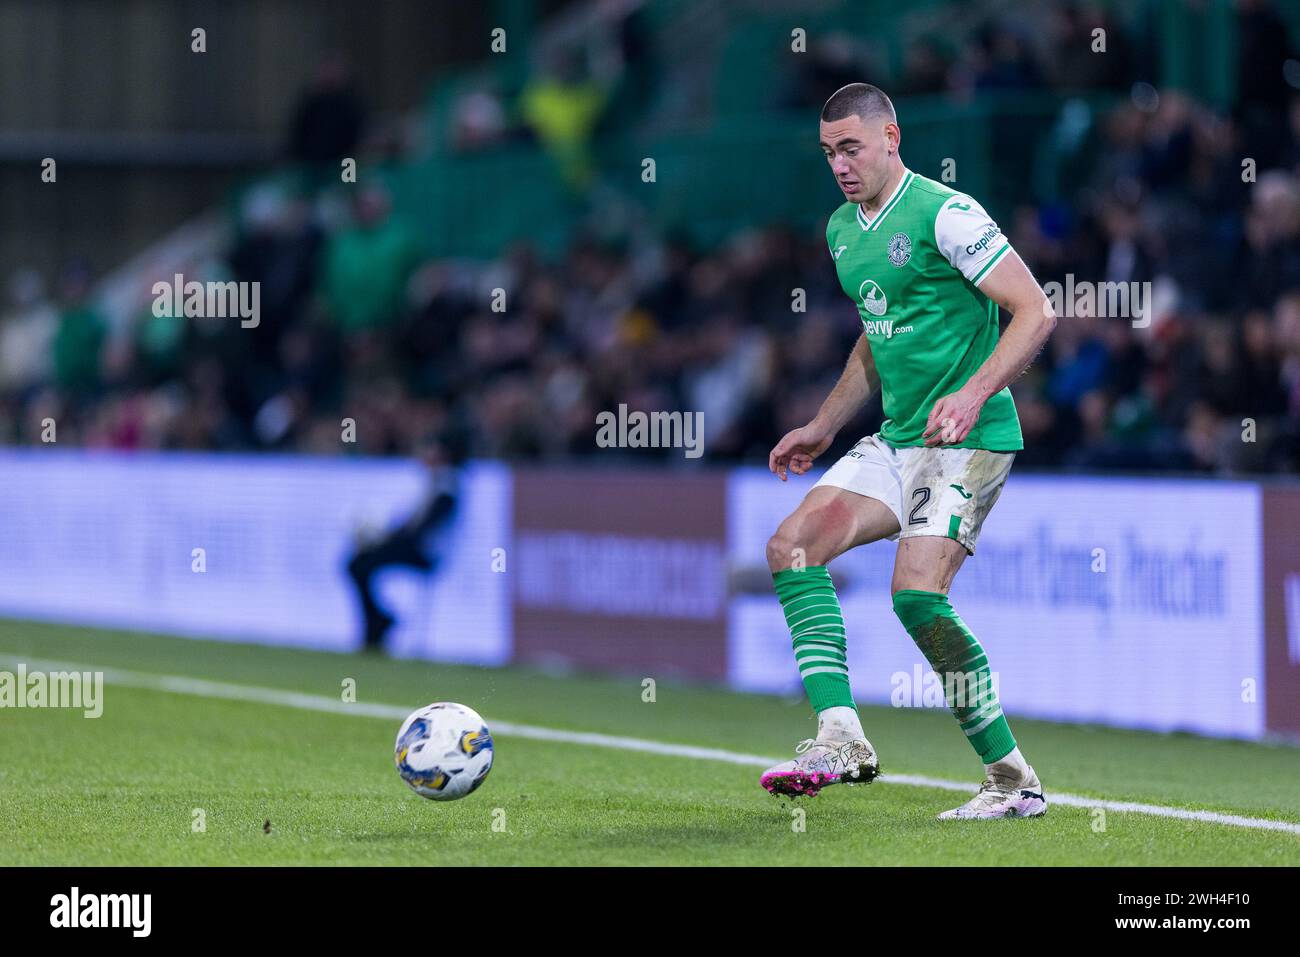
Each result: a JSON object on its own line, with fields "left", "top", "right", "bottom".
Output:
{"left": 394, "top": 702, "right": 494, "bottom": 801}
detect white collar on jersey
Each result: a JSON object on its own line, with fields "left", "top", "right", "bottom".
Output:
{"left": 856, "top": 168, "right": 914, "bottom": 233}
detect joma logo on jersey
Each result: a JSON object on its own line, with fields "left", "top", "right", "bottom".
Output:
{"left": 858, "top": 279, "right": 887, "bottom": 316}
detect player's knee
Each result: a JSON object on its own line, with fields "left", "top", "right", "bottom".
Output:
{"left": 891, "top": 548, "right": 962, "bottom": 596}
{"left": 767, "top": 503, "right": 847, "bottom": 572}
{"left": 765, "top": 527, "right": 798, "bottom": 572}
{"left": 766, "top": 522, "right": 822, "bottom": 572}
{"left": 890, "top": 568, "right": 928, "bottom": 597}
{"left": 890, "top": 571, "right": 944, "bottom": 598}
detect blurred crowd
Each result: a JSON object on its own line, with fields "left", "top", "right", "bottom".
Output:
{"left": 781, "top": 3, "right": 1137, "bottom": 106}
{"left": 2, "top": 0, "right": 1299, "bottom": 475}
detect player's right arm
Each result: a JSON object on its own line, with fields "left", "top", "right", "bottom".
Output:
{"left": 769, "top": 332, "right": 878, "bottom": 481}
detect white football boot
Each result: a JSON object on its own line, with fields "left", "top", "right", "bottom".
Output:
{"left": 937, "top": 763, "right": 1047, "bottom": 820}
{"left": 760, "top": 736, "right": 879, "bottom": 797}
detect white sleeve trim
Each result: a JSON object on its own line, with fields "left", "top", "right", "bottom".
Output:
{"left": 934, "top": 194, "right": 1011, "bottom": 285}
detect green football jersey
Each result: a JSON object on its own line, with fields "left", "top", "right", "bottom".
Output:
{"left": 826, "top": 169, "right": 1022, "bottom": 451}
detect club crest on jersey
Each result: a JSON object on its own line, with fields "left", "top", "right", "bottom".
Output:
{"left": 858, "top": 279, "right": 887, "bottom": 316}
{"left": 887, "top": 232, "right": 911, "bottom": 267}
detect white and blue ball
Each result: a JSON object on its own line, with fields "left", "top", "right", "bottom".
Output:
{"left": 394, "top": 702, "right": 494, "bottom": 801}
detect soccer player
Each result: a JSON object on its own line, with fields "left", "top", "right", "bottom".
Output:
{"left": 346, "top": 427, "right": 465, "bottom": 652}
{"left": 760, "top": 83, "right": 1057, "bottom": 819}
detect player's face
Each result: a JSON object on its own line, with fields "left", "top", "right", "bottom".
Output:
{"left": 820, "top": 114, "right": 894, "bottom": 203}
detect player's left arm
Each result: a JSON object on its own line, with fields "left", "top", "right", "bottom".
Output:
{"left": 924, "top": 199, "right": 1056, "bottom": 446}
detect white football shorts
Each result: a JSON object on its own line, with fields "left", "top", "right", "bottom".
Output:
{"left": 812, "top": 433, "right": 1014, "bottom": 554}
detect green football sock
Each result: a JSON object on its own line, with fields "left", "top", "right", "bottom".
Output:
{"left": 773, "top": 566, "right": 855, "bottom": 713}
{"left": 892, "top": 589, "right": 1016, "bottom": 763}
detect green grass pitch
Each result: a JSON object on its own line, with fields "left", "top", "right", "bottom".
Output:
{"left": 0, "top": 620, "right": 1296, "bottom": 866}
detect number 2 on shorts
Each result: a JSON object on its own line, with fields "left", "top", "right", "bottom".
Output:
{"left": 908, "top": 486, "right": 930, "bottom": 526}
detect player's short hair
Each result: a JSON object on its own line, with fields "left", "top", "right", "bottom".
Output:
{"left": 820, "top": 83, "right": 896, "bottom": 126}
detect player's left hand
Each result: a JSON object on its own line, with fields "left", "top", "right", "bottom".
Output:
{"left": 923, "top": 388, "right": 984, "bottom": 447}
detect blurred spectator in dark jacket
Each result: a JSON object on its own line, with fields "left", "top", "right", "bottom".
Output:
{"left": 900, "top": 37, "right": 952, "bottom": 96}
{"left": 288, "top": 54, "right": 367, "bottom": 166}
{"left": 1047, "top": 3, "right": 1134, "bottom": 91}
{"left": 1235, "top": 0, "right": 1295, "bottom": 166}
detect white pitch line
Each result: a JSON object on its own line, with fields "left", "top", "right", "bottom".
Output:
{"left": 5, "top": 654, "right": 1299, "bottom": 836}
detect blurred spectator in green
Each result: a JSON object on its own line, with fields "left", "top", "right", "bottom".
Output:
{"left": 52, "top": 260, "right": 106, "bottom": 396}
{"left": 321, "top": 187, "right": 420, "bottom": 334}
